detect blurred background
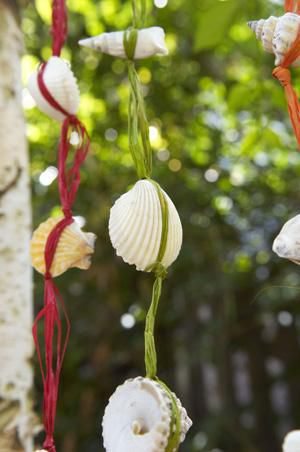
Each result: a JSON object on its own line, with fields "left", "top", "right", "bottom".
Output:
{"left": 22, "top": 0, "right": 300, "bottom": 450}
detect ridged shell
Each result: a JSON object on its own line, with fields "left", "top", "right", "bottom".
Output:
{"left": 30, "top": 217, "right": 96, "bottom": 277}
{"left": 248, "top": 13, "right": 300, "bottom": 66}
{"left": 109, "top": 180, "right": 182, "bottom": 272}
{"left": 283, "top": 431, "right": 300, "bottom": 452}
{"left": 272, "top": 214, "right": 300, "bottom": 265}
{"left": 79, "top": 27, "right": 168, "bottom": 60}
{"left": 27, "top": 56, "right": 80, "bottom": 121}
{"left": 102, "top": 377, "right": 192, "bottom": 452}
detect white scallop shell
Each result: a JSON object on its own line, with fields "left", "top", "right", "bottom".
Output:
{"left": 248, "top": 13, "right": 300, "bottom": 66}
{"left": 283, "top": 431, "right": 300, "bottom": 452}
{"left": 79, "top": 27, "right": 168, "bottom": 59}
{"left": 102, "top": 377, "right": 192, "bottom": 452}
{"left": 27, "top": 56, "right": 80, "bottom": 121}
{"left": 109, "top": 180, "right": 182, "bottom": 272}
{"left": 272, "top": 214, "right": 300, "bottom": 264}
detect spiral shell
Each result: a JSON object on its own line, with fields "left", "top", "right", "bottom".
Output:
{"left": 79, "top": 27, "right": 168, "bottom": 59}
{"left": 27, "top": 56, "right": 80, "bottom": 121}
{"left": 30, "top": 217, "right": 96, "bottom": 277}
{"left": 109, "top": 180, "right": 182, "bottom": 272}
{"left": 283, "top": 431, "right": 300, "bottom": 452}
{"left": 102, "top": 377, "right": 192, "bottom": 452}
{"left": 272, "top": 214, "right": 300, "bottom": 265}
{"left": 248, "top": 13, "right": 300, "bottom": 66}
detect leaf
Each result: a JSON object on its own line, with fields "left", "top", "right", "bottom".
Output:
{"left": 194, "top": 0, "right": 239, "bottom": 51}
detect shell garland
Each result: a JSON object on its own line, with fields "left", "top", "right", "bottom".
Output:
{"left": 283, "top": 431, "right": 300, "bottom": 452}
{"left": 272, "top": 214, "right": 300, "bottom": 265}
{"left": 109, "top": 179, "right": 182, "bottom": 272}
{"left": 102, "top": 377, "right": 192, "bottom": 452}
{"left": 79, "top": 27, "right": 168, "bottom": 60}
{"left": 30, "top": 217, "right": 96, "bottom": 277}
{"left": 248, "top": 12, "right": 300, "bottom": 66}
{"left": 27, "top": 56, "right": 80, "bottom": 121}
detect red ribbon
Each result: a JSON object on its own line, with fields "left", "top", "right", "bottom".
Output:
{"left": 33, "top": 62, "right": 89, "bottom": 452}
{"left": 285, "top": 0, "right": 300, "bottom": 13}
{"left": 52, "top": 0, "right": 68, "bottom": 57}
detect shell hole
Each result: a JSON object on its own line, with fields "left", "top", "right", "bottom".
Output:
{"left": 132, "top": 419, "right": 149, "bottom": 435}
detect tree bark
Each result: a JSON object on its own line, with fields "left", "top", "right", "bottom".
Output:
{"left": 0, "top": 2, "right": 35, "bottom": 451}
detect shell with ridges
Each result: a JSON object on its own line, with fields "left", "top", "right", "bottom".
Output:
{"left": 109, "top": 180, "right": 182, "bottom": 272}
{"left": 102, "top": 377, "right": 192, "bottom": 452}
{"left": 30, "top": 217, "right": 96, "bottom": 277}
{"left": 27, "top": 56, "right": 80, "bottom": 121}
{"left": 283, "top": 431, "right": 300, "bottom": 452}
{"left": 248, "top": 13, "right": 300, "bottom": 66}
{"left": 79, "top": 27, "right": 168, "bottom": 60}
{"left": 272, "top": 214, "right": 300, "bottom": 265}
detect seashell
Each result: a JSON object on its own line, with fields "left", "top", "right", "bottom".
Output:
{"left": 27, "top": 56, "right": 80, "bottom": 121}
{"left": 30, "top": 217, "right": 96, "bottom": 277}
{"left": 272, "top": 214, "right": 300, "bottom": 265}
{"left": 283, "top": 431, "right": 300, "bottom": 452}
{"left": 248, "top": 13, "right": 300, "bottom": 66}
{"left": 109, "top": 179, "right": 182, "bottom": 272}
{"left": 102, "top": 377, "right": 192, "bottom": 452}
{"left": 79, "top": 27, "right": 168, "bottom": 60}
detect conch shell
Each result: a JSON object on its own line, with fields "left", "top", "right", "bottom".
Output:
{"left": 283, "top": 431, "right": 300, "bottom": 452}
{"left": 79, "top": 27, "right": 168, "bottom": 59}
{"left": 248, "top": 13, "right": 300, "bottom": 66}
{"left": 102, "top": 377, "right": 192, "bottom": 452}
{"left": 27, "top": 56, "right": 80, "bottom": 121}
{"left": 30, "top": 217, "right": 96, "bottom": 277}
{"left": 109, "top": 179, "right": 182, "bottom": 272}
{"left": 272, "top": 214, "right": 300, "bottom": 264}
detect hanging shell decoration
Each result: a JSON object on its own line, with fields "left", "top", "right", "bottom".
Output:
{"left": 30, "top": 217, "right": 96, "bottom": 277}
{"left": 102, "top": 377, "right": 192, "bottom": 452}
{"left": 272, "top": 214, "right": 300, "bottom": 264}
{"left": 248, "top": 13, "right": 300, "bottom": 67}
{"left": 283, "top": 431, "right": 300, "bottom": 452}
{"left": 27, "top": 56, "right": 80, "bottom": 121}
{"left": 109, "top": 179, "right": 182, "bottom": 272}
{"left": 79, "top": 27, "right": 168, "bottom": 59}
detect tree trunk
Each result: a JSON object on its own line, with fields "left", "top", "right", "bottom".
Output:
{"left": 0, "top": 1, "right": 35, "bottom": 451}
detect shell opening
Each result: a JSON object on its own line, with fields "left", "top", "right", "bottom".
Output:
{"left": 131, "top": 419, "right": 149, "bottom": 435}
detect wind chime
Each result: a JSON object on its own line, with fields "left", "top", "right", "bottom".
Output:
{"left": 249, "top": 1, "right": 300, "bottom": 450}
{"left": 27, "top": 1, "right": 96, "bottom": 451}
{"left": 80, "top": 1, "right": 192, "bottom": 451}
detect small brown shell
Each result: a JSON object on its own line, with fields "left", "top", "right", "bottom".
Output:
{"left": 30, "top": 217, "right": 96, "bottom": 277}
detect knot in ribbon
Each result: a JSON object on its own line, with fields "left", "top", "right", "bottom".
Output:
{"left": 273, "top": 66, "right": 291, "bottom": 87}
{"left": 44, "top": 435, "right": 56, "bottom": 452}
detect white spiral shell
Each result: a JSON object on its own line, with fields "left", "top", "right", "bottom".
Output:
{"left": 109, "top": 180, "right": 182, "bottom": 272}
{"left": 248, "top": 13, "right": 300, "bottom": 66}
{"left": 102, "top": 377, "right": 192, "bottom": 452}
{"left": 272, "top": 214, "right": 300, "bottom": 264}
{"left": 283, "top": 431, "right": 300, "bottom": 452}
{"left": 27, "top": 56, "right": 80, "bottom": 121}
{"left": 79, "top": 27, "right": 168, "bottom": 59}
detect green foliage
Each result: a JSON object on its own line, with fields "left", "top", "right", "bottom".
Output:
{"left": 23, "top": 0, "right": 300, "bottom": 451}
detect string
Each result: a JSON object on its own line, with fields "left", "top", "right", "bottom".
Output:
{"left": 51, "top": 0, "right": 68, "bottom": 56}
{"left": 273, "top": 30, "right": 300, "bottom": 148}
{"left": 285, "top": 0, "right": 300, "bottom": 13}
{"left": 32, "top": 3, "right": 90, "bottom": 448}
{"left": 124, "top": 1, "right": 182, "bottom": 448}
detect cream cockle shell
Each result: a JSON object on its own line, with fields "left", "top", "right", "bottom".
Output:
{"left": 79, "top": 27, "right": 168, "bottom": 59}
{"left": 102, "top": 377, "right": 192, "bottom": 452}
{"left": 27, "top": 56, "right": 80, "bottom": 121}
{"left": 248, "top": 13, "right": 300, "bottom": 67}
{"left": 30, "top": 217, "right": 96, "bottom": 277}
{"left": 272, "top": 214, "right": 300, "bottom": 264}
{"left": 109, "top": 180, "right": 182, "bottom": 272}
{"left": 283, "top": 431, "right": 300, "bottom": 452}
